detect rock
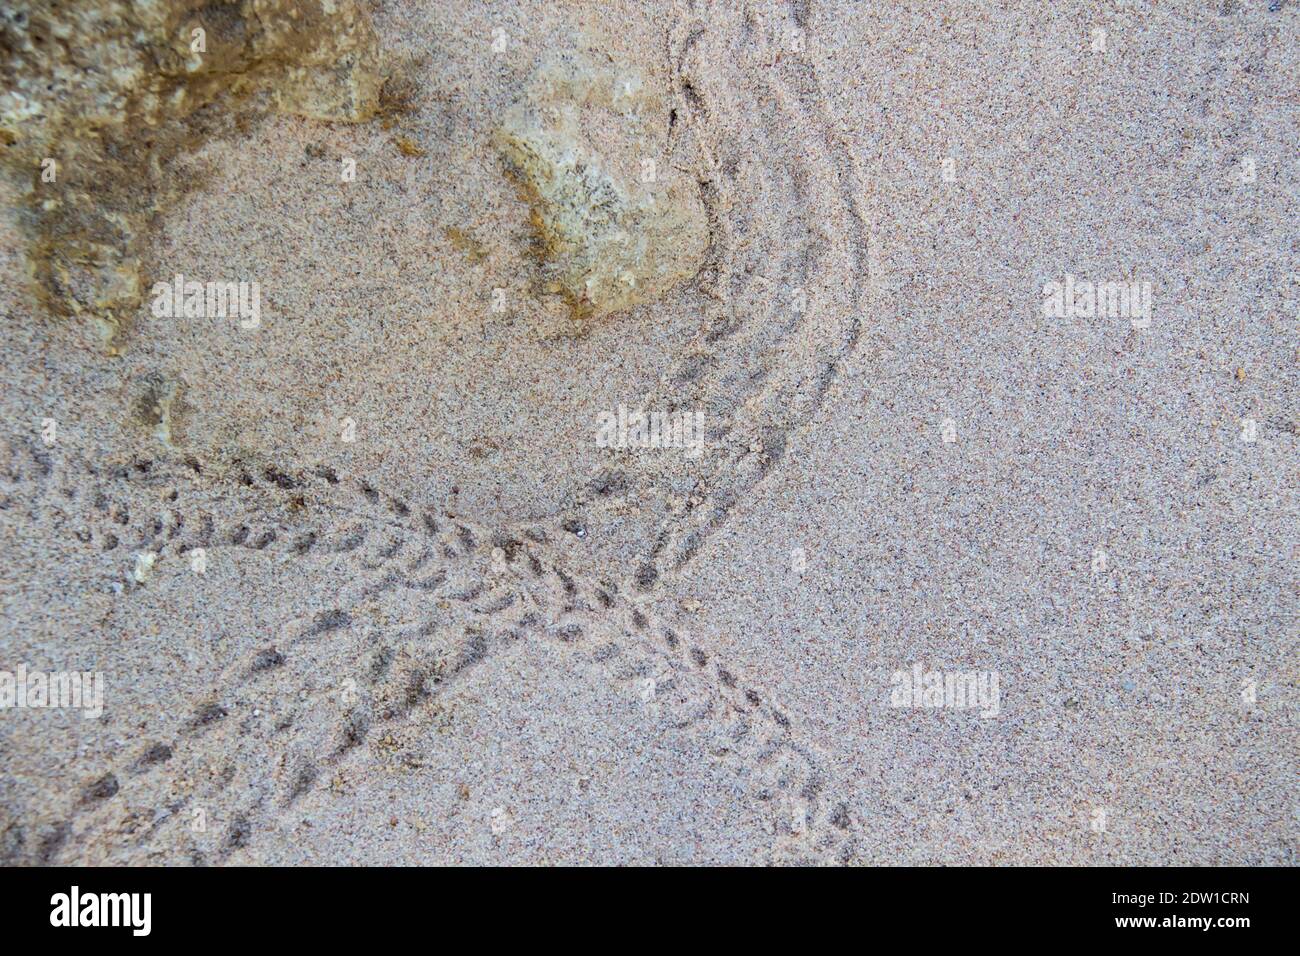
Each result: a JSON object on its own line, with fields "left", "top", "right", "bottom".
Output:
{"left": 494, "top": 45, "right": 709, "bottom": 320}
{"left": 0, "top": 1, "right": 383, "bottom": 347}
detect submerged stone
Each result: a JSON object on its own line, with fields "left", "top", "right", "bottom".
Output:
{"left": 494, "top": 46, "right": 709, "bottom": 320}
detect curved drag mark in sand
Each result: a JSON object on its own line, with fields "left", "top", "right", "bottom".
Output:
{"left": 644, "top": 0, "right": 869, "bottom": 579}
{"left": 0, "top": 1, "right": 872, "bottom": 866}
{"left": 508, "top": 0, "right": 869, "bottom": 588}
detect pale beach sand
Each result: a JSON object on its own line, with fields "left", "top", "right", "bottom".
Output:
{"left": 0, "top": 0, "right": 1295, "bottom": 864}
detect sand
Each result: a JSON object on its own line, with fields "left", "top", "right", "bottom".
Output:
{"left": 0, "top": 0, "right": 1295, "bottom": 865}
